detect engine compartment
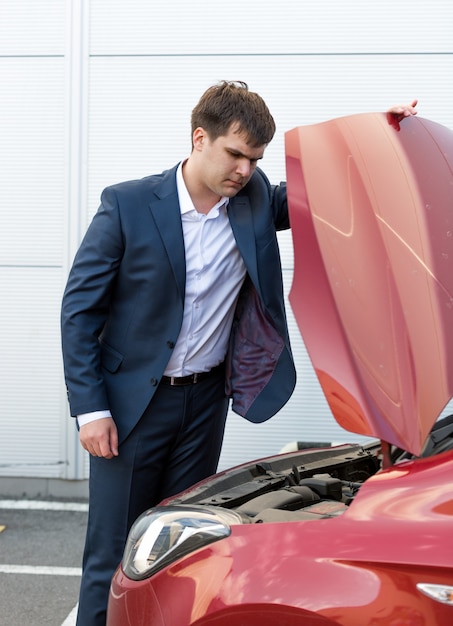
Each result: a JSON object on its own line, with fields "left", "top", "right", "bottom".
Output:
{"left": 170, "top": 441, "right": 381, "bottom": 523}
{"left": 169, "top": 414, "right": 453, "bottom": 523}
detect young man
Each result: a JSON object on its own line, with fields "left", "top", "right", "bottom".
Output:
{"left": 62, "top": 81, "right": 295, "bottom": 626}
{"left": 61, "top": 81, "right": 417, "bottom": 625}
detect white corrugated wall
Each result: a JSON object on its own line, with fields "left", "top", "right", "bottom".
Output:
{"left": 0, "top": 0, "right": 452, "bottom": 488}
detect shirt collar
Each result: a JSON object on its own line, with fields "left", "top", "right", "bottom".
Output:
{"left": 176, "top": 161, "right": 229, "bottom": 217}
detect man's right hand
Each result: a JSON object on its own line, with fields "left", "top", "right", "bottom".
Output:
{"left": 79, "top": 417, "right": 119, "bottom": 459}
{"left": 386, "top": 99, "right": 418, "bottom": 131}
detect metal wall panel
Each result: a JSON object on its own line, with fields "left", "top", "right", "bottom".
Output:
{"left": 89, "top": 0, "right": 453, "bottom": 55}
{"left": 0, "top": 59, "right": 66, "bottom": 266}
{"left": 86, "top": 53, "right": 453, "bottom": 220}
{"left": 0, "top": 58, "right": 67, "bottom": 477}
{"left": 0, "top": 0, "right": 65, "bottom": 55}
{"left": 0, "top": 268, "right": 66, "bottom": 478}
{"left": 84, "top": 49, "right": 453, "bottom": 469}
{"left": 0, "top": 2, "right": 69, "bottom": 482}
{"left": 1, "top": 0, "right": 452, "bottom": 483}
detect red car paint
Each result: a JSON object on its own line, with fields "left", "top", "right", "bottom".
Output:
{"left": 107, "top": 114, "right": 453, "bottom": 625}
{"left": 287, "top": 114, "right": 453, "bottom": 456}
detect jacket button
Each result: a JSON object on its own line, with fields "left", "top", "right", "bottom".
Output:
{"left": 150, "top": 378, "right": 158, "bottom": 386}
{"left": 167, "top": 341, "right": 175, "bottom": 349}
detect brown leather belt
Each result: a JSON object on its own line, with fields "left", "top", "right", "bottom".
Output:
{"left": 161, "top": 363, "right": 224, "bottom": 386}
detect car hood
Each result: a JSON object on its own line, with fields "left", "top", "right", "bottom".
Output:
{"left": 285, "top": 113, "right": 453, "bottom": 456}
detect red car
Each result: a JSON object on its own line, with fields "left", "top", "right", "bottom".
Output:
{"left": 107, "top": 113, "right": 453, "bottom": 625}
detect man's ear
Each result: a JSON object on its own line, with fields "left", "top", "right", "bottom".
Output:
{"left": 192, "top": 127, "right": 206, "bottom": 151}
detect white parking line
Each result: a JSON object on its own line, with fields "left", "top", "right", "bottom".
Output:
{"left": 0, "top": 564, "right": 82, "bottom": 576}
{"left": 0, "top": 500, "right": 85, "bottom": 625}
{"left": 0, "top": 499, "right": 88, "bottom": 512}
{"left": 0, "top": 564, "right": 81, "bottom": 625}
{"left": 61, "top": 605, "right": 78, "bottom": 626}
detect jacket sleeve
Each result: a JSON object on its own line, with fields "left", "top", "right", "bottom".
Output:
{"left": 61, "top": 187, "right": 124, "bottom": 416}
{"left": 255, "top": 167, "right": 289, "bottom": 231}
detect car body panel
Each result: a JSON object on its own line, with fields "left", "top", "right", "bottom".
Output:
{"left": 286, "top": 114, "right": 453, "bottom": 455}
{"left": 109, "top": 450, "right": 453, "bottom": 625}
{"left": 107, "top": 113, "right": 453, "bottom": 625}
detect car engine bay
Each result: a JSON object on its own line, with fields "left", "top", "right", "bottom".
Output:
{"left": 169, "top": 414, "right": 453, "bottom": 524}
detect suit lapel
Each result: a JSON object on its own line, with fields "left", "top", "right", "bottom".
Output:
{"left": 148, "top": 166, "right": 186, "bottom": 300}
{"left": 146, "top": 167, "right": 261, "bottom": 300}
{"left": 228, "top": 195, "right": 259, "bottom": 288}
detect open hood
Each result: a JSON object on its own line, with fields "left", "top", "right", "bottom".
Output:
{"left": 285, "top": 113, "right": 453, "bottom": 456}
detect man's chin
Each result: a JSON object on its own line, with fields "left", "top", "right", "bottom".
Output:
{"left": 223, "top": 189, "right": 241, "bottom": 198}
{"left": 223, "top": 181, "right": 244, "bottom": 196}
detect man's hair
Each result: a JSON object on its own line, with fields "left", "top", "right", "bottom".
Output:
{"left": 191, "top": 80, "right": 276, "bottom": 147}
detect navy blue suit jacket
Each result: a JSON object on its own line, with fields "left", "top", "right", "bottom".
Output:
{"left": 61, "top": 164, "right": 296, "bottom": 444}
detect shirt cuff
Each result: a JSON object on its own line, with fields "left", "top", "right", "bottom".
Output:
{"left": 77, "top": 410, "right": 112, "bottom": 428}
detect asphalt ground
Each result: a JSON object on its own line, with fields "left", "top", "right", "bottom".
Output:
{"left": 0, "top": 500, "right": 88, "bottom": 626}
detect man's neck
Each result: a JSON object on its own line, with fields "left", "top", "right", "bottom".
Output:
{"left": 181, "top": 159, "right": 221, "bottom": 215}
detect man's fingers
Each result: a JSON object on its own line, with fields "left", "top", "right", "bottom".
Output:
{"left": 386, "top": 99, "right": 418, "bottom": 131}
{"left": 79, "top": 417, "right": 119, "bottom": 459}
{"left": 110, "top": 426, "right": 119, "bottom": 457}
{"left": 99, "top": 423, "right": 119, "bottom": 458}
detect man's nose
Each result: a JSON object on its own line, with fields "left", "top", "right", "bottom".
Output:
{"left": 236, "top": 158, "right": 251, "bottom": 178}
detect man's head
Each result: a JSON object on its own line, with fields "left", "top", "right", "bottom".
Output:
{"left": 184, "top": 81, "right": 275, "bottom": 210}
{"left": 191, "top": 80, "right": 276, "bottom": 147}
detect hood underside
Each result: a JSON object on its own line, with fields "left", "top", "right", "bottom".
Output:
{"left": 285, "top": 113, "right": 453, "bottom": 455}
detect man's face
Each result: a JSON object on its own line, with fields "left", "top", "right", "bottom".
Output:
{"left": 194, "top": 123, "right": 267, "bottom": 198}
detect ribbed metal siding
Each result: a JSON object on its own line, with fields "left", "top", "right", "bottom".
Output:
{"left": 0, "top": 1, "right": 67, "bottom": 479}
{"left": 0, "top": 0, "right": 452, "bottom": 480}
{"left": 86, "top": 1, "right": 453, "bottom": 470}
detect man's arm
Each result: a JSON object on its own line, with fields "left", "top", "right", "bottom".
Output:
{"left": 62, "top": 188, "right": 125, "bottom": 458}
{"left": 61, "top": 187, "right": 124, "bottom": 416}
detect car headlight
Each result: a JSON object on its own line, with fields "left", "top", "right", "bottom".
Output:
{"left": 122, "top": 505, "right": 244, "bottom": 580}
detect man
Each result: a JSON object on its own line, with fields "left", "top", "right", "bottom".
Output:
{"left": 61, "top": 81, "right": 417, "bottom": 625}
{"left": 62, "top": 81, "right": 294, "bottom": 626}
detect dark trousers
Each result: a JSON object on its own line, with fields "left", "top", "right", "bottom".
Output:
{"left": 76, "top": 369, "right": 228, "bottom": 626}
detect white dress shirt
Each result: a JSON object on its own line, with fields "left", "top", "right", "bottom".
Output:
{"left": 78, "top": 162, "right": 246, "bottom": 426}
{"left": 164, "top": 162, "right": 246, "bottom": 375}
